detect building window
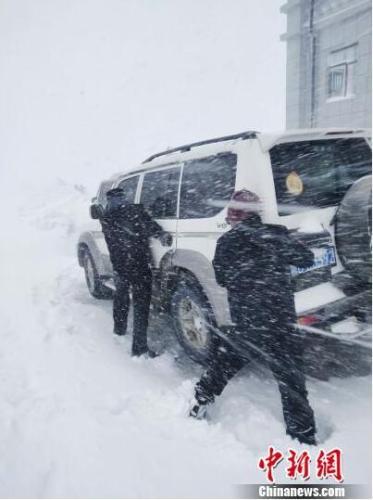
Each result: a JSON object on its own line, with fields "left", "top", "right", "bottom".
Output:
{"left": 327, "top": 44, "right": 357, "bottom": 100}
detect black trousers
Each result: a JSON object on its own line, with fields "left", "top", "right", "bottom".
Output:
{"left": 195, "top": 310, "right": 316, "bottom": 442}
{"left": 113, "top": 269, "right": 152, "bottom": 355}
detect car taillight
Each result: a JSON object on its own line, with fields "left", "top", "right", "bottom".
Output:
{"left": 298, "top": 314, "right": 319, "bottom": 326}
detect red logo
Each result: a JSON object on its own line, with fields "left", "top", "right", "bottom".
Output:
{"left": 258, "top": 446, "right": 284, "bottom": 483}
{"left": 286, "top": 449, "right": 311, "bottom": 480}
{"left": 258, "top": 447, "right": 344, "bottom": 483}
{"left": 316, "top": 448, "right": 343, "bottom": 482}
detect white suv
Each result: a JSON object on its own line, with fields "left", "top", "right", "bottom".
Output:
{"left": 78, "top": 129, "right": 372, "bottom": 371}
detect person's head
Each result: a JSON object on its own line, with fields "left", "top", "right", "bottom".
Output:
{"left": 106, "top": 187, "right": 127, "bottom": 210}
{"left": 226, "top": 190, "right": 262, "bottom": 227}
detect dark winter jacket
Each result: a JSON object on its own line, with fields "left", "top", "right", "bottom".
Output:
{"left": 213, "top": 214, "right": 314, "bottom": 331}
{"left": 100, "top": 201, "right": 164, "bottom": 277}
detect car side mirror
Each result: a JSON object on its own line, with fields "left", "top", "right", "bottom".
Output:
{"left": 90, "top": 204, "right": 104, "bottom": 220}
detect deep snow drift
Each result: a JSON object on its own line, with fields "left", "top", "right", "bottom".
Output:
{"left": 0, "top": 181, "right": 371, "bottom": 498}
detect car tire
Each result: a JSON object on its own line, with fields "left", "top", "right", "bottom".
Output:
{"left": 335, "top": 175, "right": 372, "bottom": 285}
{"left": 170, "top": 273, "right": 215, "bottom": 364}
{"left": 82, "top": 249, "right": 112, "bottom": 299}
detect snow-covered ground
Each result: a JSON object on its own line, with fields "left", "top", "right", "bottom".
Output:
{"left": 0, "top": 181, "right": 371, "bottom": 498}
{"left": 0, "top": 1, "right": 371, "bottom": 496}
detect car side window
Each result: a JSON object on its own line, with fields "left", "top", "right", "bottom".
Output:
{"left": 179, "top": 153, "right": 237, "bottom": 219}
{"left": 117, "top": 176, "right": 139, "bottom": 203}
{"left": 140, "top": 167, "right": 181, "bottom": 219}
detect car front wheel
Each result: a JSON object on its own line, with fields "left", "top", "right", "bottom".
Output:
{"left": 170, "top": 274, "right": 215, "bottom": 364}
{"left": 82, "top": 249, "right": 112, "bottom": 299}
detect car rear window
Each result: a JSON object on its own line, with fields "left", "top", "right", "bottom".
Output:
{"left": 179, "top": 153, "right": 237, "bottom": 219}
{"left": 270, "top": 138, "right": 372, "bottom": 215}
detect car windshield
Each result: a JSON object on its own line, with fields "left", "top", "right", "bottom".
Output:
{"left": 270, "top": 138, "right": 372, "bottom": 215}
{"left": 97, "top": 180, "right": 114, "bottom": 206}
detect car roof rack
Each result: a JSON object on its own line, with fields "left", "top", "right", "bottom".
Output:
{"left": 143, "top": 130, "right": 258, "bottom": 163}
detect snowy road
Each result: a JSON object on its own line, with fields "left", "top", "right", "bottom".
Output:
{"left": 0, "top": 183, "right": 371, "bottom": 498}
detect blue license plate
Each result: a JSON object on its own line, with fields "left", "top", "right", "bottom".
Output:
{"left": 292, "top": 246, "right": 336, "bottom": 275}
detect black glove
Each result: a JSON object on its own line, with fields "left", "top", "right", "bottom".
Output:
{"left": 160, "top": 231, "right": 173, "bottom": 247}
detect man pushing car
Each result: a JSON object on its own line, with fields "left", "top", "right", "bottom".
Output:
{"left": 99, "top": 187, "right": 172, "bottom": 358}
{"left": 189, "top": 190, "right": 317, "bottom": 445}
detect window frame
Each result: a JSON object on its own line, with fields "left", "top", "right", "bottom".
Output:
{"left": 326, "top": 44, "right": 358, "bottom": 101}
{"left": 138, "top": 163, "right": 183, "bottom": 220}
{"left": 328, "top": 63, "right": 347, "bottom": 98}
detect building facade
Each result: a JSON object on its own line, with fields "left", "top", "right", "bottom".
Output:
{"left": 281, "top": 0, "right": 372, "bottom": 129}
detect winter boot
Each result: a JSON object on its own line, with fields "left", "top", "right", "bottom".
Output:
{"left": 132, "top": 347, "right": 159, "bottom": 359}
{"left": 288, "top": 427, "right": 317, "bottom": 446}
{"left": 189, "top": 399, "right": 209, "bottom": 420}
{"left": 113, "top": 324, "right": 127, "bottom": 336}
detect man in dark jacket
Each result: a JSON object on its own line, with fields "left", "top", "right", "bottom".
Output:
{"left": 100, "top": 187, "right": 171, "bottom": 357}
{"left": 189, "top": 190, "right": 317, "bottom": 445}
